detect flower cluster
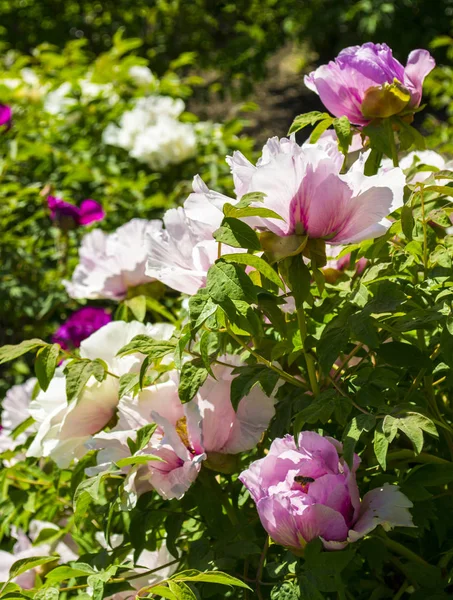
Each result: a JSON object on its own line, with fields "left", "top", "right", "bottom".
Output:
{"left": 103, "top": 96, "right": 198, "bottom": 169}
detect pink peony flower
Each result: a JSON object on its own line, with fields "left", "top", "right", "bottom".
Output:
{"left": 47, "top": 196, "right": 105, "bottom": 228}
{"left": 65, "top": 219, "right": 161, "bottom": 301}
{"left": 227, "top": 136, "right": 405, "bottom": 244}
{"left": 89, "top": 360, "right": 276, "bottom": 501}
{"left": 52, "top": 307, "right": 112, "bottom": 350}
{"left": 239, "top": 431, "right": 414, "bottom": 551}
{"left": 0, "top": 104, "right": 11, "bottom": 127}
{"left": 304, "top": 43, "right": 435, "bottom": 125}
{"left": 146, "top": 176, "right": 236, "bottom": 295}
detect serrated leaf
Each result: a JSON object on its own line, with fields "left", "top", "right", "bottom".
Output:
{"left": 64, "top": 358, "right": 106, "bottom": 403}
{"left": 199, "top": 330, "right": 219, "bottom": 376}
{"left": 309, "top": 117, "right": 335, "bottom": 143}
{"left": 373, "top": 423, "right": 389, "bottom": 470}
{"left": 230, "top": 365, "right": 279, "bottom": 410}
{"left": 171, "top": 570, "right": 251, "bottom": 589}
{"left": 118, "top": 373, "right": 140, "bottom": 399}
{"left": 189, "top": 290, "right": 218, "bottom": 332}
{"left": 33, "top": 587, "right": 59, "bottom": 600}
{"left": 206, "top": 260, "right": 257, "bottom": 304}
{"left": 45, "top": 565, "right": 95, "bottom": 582}
{"left": 167, "top": 581, "right": 197, "bottom": 599}
{"left": 34, "top": 343, "right": 60, "bottom": 392}
{"left": 281, "top": 255, "right": 311, "bottom": 304}
{"left": 288, "top": 111, "right": 332, "bottom": 134}
{"left": 178, "top": 359, "right": 209, "bottom": 403}
{"left": 223, "top": 203, "right": 284, "bottom": 221}
{"left": 125, "top": 295, "right": 147, "bottom": 321}
{"left": 0, "top": 339, "right": 46, "bottom": 365}
{"left": 213, "top": 218, "right": 261, "bottom": 251}
{"left": 116, "top": 454, "right": 163, "bottom": 468}
{"left": 333, "top": 116, "right": 353, "bottom": 154}
{"left": 342, "top": 414, "right": 376, "bottom": 468}
{"left": 221, "top": 253, "right": 285, "bottom": 290}
{"left": 8, "top": 557, "right": 57, "bottom": 582}
{"left": 117, "top": 336, "right": 176, "bottom": 358}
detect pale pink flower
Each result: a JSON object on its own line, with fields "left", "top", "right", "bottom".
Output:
{"left": 239, "top": 431, "right": 414, "bottom": 551}
{"left": 65, "top": 219, "right": 162, "bottom": 301}
{"left": 146, "top": 176, "right": 234, "bottom": 295}
{"left": 89, "top": 360, "right": 276, "bottom": 501}
{"left": 227, "top": 136, "right": 405, "bottom": 244}
{"left": 0, "top": 378, "right": 37, "bottom": 455}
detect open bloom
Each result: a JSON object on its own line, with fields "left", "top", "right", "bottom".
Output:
{"left": 240, "top": 431, "right": 414, "bottom": 551}
{"left": 0, "top": 378, "right": 36, "bottom": 454}
{"left": 89, "top": 360, "right": 276, "bottom": 501}
{"left": 48, "top": 196, "right": 105, "bottom": 228}
{"left": 227, "top": 136, "right": 405, "bottom": 244}
{"left": 380, "top": 150, "right": 453, "bottom": 184}
{"left": 52, "top": 307, "right": 112, "bottom": 350}
{"left": 305, "top": 43, "right": 435, "bottom": 125}
{"left": 65, "top": 219, "right": 161, "bottom": 300}
{"left": 0, "top": 104, "right": 11, "bottom": 127}
{"left": 27, "top": 321, "right": 173, "bottom": 468}
{"left": 146, "top": 176, "right": 236, "bottom": 295}
{"left": 0, "top": 522, "right": 77, "bottom": 588}
{"left": 103, "top": 96, "right": 197, "bottom": 170}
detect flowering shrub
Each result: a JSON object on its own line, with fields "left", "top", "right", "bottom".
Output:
{"left": 3, "top": 39, "right": 453, "bottom": 600}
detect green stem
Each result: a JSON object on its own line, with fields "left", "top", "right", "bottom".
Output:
{"left": 199, "top": 468, "right": 240, "bottom": 527}
{"left": 376, "top": 530, "right": 429, "bottom": 567}
{"left": 386, "top": 118, "right": 399, "bottom": 167}
{"left": 226, "top": 325, "right": 308, "bottom": 390}
{"left": 386, "top": 450, "right": 450, "bottom": 465}
{"left": 296, "top": 306, "right": 319, "bottom": 396}
{"left": 418, "top": 184, "right": 428, "bottom": 277}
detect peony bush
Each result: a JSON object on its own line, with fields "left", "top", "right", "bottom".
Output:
{"left": 2, "top": 40, "right": 453, "bottom": 599}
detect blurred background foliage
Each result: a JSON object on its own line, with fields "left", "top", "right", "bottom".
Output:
{"left": 3, "top": 0, "right": 453, "bottom": 391}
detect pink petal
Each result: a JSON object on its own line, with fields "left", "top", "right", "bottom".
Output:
{"left": 78, "top": 199, "right": 105, "bottom": 225}
{"left": 404, "top": 49, "right": 436, "bottom": 107}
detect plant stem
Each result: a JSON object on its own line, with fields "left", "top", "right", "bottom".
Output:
{"left": 225, "top": 325, "right": 308, "bottom": 390}
{"left": 376, "top": 530, "right": 429, "bottom": 567}
{"left": 418, "top": 184, "right": 428, "bottom": 277}
{"left": 296, "top": 306, "right": 319, "bottom": 396}
{"left": 256, "top": 537, "right": 269, "bottom": 600}
{"left": 386, "top": 118, "right": 399, "bottom": 167}
{"left": 386, "top": 450, "right": 450, "bottom": 465}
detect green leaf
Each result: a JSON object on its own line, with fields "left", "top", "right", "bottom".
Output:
{"left": 148, "top": 586, "right": 178, "bottom": 600}
{"left": 117, "top": 335, "right": 176, "bottom": 359}
{"left": 373, "top": 422, "right": 389, "bottom": 470}
{"left": 206, "top": 260, "right": 257, "bottom": 304}
{"left": 135, "top": 423, "right": 158, "bottom": 453}
{"left": 230, "top": 365, "right": 279, "bottom": 410}
{"left": 377, "top": 341, "right": 430, "bottom": 370}
{"left": 260, "top": 232, "right": 307, "bottom": 263}
{"left": 118, "top": 373, "right": 140, "bottom": 399}
{"left": 223, "top": 203, "right": 284, "bottom": 221}
{"left": 172, "top": 570, "right": 251, "bottom": 589}
{"left": 199, "top": 330, "right": 219, "bottom": 375}
{"left": 73, "top": 474, "right": 104, "bottom": 528}
{"left": 213, "top": 218, "right": 261, "bottom": 251}
{"left": 178, "top": 359, "right": 209, "bottom": 403}
{"left": 423, "top": 184, "right": 453, "bottom": 197}
{"left": 333, "top": 116, "right": 353, "bottom": 154}
{"left": 64, "top": 358, "right": 106, "bottom": 403}
{"left": 87, "top": 576, "right": 104, "bottom": 600}
{"left": 288, "top": 111, "right": 332, "bottom": 134}
{"left": 10, "top": 416, "right": 35, "bottom": 440}
{"left": 234, "top": 191, "right": 266, "bottom": 208}
{"left": 348, "top": 313, "right": 379, "bottom": 348}
{"left": 45, "top": 565, "right": 95, "bottom": 582}
{"left": 309, "top": 117, "right": 335, "bottom": 143}
{"left": 221, "top": 253, "right": 285, "bottom": 290}
{"left": 0, "top": 339, "right": 46, "bottom": 365}
{"left": 34, "top": 343, "right": 60, "bottom": 392}
{"left": 391, "top": 412, "right": 438, "bottom": 454}
{"left": 281, "top": 255, "right": 311, "bottom": 304}
{"left": 8, "top": 557, "right": 58, "bottom": 582}
{"left": 116, "top": 454, "right": 164, "bottom": 468}
{"left": 33, "top": 587, "right": 59, "bottom": 600}
{"left": 189, "top": 290, "right": 218, "bottom": 332}
{"left": 125, "top": 295, "right": 147, "bottom": 321}
{"left": 342, "top": 414, "right": 376, "bottom": 468}
{"left": 293, "top": 391, "right": 338, "bottom": 437}
{"left": 167, "top": 581, "right": 197, "bottom": 599}
{"left": 401, "top": 203, "right": 414, "bottom": 240}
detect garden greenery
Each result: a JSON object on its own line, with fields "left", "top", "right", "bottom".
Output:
{"left": 3, "top": 36, "right": 453, "bottom": 600}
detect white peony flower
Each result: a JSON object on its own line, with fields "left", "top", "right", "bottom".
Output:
{"left": 381, "top": 150, "right": 452, "bottom": 183}
{"left": 0, "top": 378, "right": 37, "bottom": 455}
{"left": 102, "top": 96, "right": 197, "bottom": 170}
{"left": 128, "top": 65, "right": 156, "bottom": 86}
{"left": 27, "top": 321, "right": 174, "bottom": 468}
{"left": 65, "top": 219, "right": 162, "bottom": 301}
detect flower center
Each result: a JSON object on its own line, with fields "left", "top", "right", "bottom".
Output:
{"left": 175, "top": 417, "right": 195, "bottom": 453}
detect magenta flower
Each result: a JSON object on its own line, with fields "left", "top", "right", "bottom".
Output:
{"left": 47, "top": 196, "right": 105, "bottom": 229}
{"left": 304, "top": 43, "right": 435, "bottom": 125}
{"left": 52, "top": 307, "right": 112, "bottom": 350}
{"left": 227, "top": 136, "right": 405, "bottom": 244}
{"left": 239, "top": 432, "right": 414, "bottom": 551}
{"left": 0, "top": 104, "right": 11, "bottom": 127}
